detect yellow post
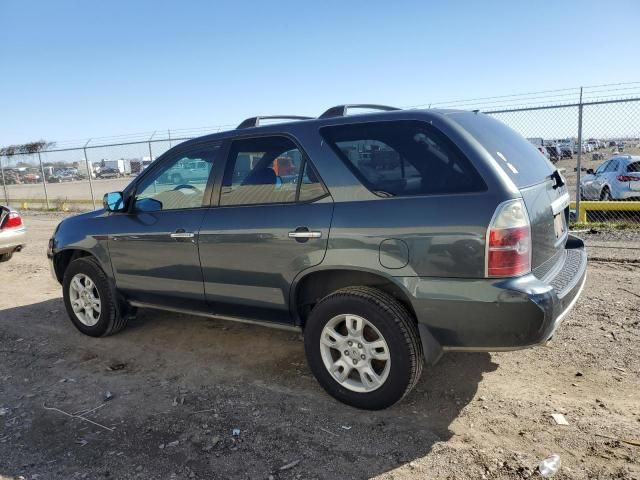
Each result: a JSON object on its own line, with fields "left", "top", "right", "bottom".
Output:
{"left": 578, "top": 204, "right": 587, "bottom": 223}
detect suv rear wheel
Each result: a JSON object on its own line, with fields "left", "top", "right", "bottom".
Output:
{"left": 62, "top": 257, "right": 128, "bottom": 337}
{"left": 304, "top": 286, "right": 423, "bottom": 410}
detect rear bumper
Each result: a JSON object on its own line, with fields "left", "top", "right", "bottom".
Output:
{"left": 0, "top": 227, "right": 27, "bottom": 255}
{"left": 401, "top": 234, "right": 587, "bottom": 351}
{"left": 615, "top": 190, "right": 640, "bottom": 200}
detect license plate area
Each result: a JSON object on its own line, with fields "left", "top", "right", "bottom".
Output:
{"left": 554, "top": 212, "right": 566, "bottom": 239}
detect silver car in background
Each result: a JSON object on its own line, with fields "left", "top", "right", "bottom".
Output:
{"left": 580, "top": 155, "right": 640, "bottom": 200}
{"left": 0, "top": 206, "right": 27, "bottom": 262}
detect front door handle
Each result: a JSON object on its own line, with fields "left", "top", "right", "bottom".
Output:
{"left": 288, "top": 227, "right": 322, "bottom": 242}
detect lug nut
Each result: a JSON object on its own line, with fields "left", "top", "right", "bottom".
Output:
{"left": 344, "top": 350, "right": 350, "bottom": 356}
{"left": 357, "top": 343, "right": 363, "bottom": 349}
{"left": 361, "top": 354, "right": 365, "bottom": 360}
{"left": 348, "top": 341, "right": 353, "bottom": 346}
{"left": 352, "top": 359, "right": 358, "bottom": 365}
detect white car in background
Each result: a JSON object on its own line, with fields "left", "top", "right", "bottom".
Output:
{"left": 580, "top": 155, "right": 640, "bottom": 200}
{"left": 0, "top": 206, "right": 26, "bottom": 262}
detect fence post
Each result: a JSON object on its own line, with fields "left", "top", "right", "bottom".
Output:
{"left": 37, "top": 152, "right": 50, "bottom": 209}
{"left": 0, "top": 155, "right": 8, "bottom": 204}
{"left": 148, "top": 131, "right": 156, "bottom": 170}
{"left": 83, "top": 139, "right": 96, "bottom": 210}
{"left": 575, "top": 87, "right": 583, "bottom": 221}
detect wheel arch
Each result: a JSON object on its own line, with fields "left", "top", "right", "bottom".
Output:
{"left": 52, "top": 248, "right": 101, "bottom": 283}
{"left": 600, "top": 183, "right": 612, "bottom": 199}
{"left": 290, "top": 267, "right": 418, "bottom": 329}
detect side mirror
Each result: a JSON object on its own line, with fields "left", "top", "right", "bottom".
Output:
{"left": 103, "top": 192, "right": 125, "bottom": 212}
{"left": 586, "top": 168, "right": 594, "bottom": 175}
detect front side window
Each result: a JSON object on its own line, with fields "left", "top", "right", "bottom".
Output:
{"left": 321, "top": 120, "right": 485, "bottom": 197}
{"left": 220, "top": 136, "right": 325, "bottom": 206}
{"left": 134, "top": 143, "right": 219, "bottom": 211}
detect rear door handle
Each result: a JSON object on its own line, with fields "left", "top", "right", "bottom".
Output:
{"left": 170, "top": 229, "right": 195, "bottom": 239}
{"left": 288, "top": 231, "right": 322, "bottom": 239}
{"left": 288, "top": 227, "right": 322, "bottom": 242}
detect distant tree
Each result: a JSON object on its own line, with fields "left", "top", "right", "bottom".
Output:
{"left": 1, "top": 140, "right": 55, "bottom": 156}
{"left": 0, "top": 140, "right": 55, "bottom": 167}
{"left": 22, "top": 140, "right": 54, "bottom": 154}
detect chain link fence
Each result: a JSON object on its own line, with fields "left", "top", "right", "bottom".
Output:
{"left": 486, "top": 97, "right": 640, "bottom": 226}
{"left": 1, "top": 95, "right": 639, "bottom": 227}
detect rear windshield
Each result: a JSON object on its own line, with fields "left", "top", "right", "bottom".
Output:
{"left": 449, "top": 112, "right": 556, "bottom": 187}
{"left": 320, "top": 120, "right": 486, "bottom": 197}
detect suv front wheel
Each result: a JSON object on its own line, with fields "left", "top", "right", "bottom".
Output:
{"left": 304, "top": 286, "right": 423, "bottom": 410}
{"left": 62, "top": 257, "right": 129, "bottom": 337}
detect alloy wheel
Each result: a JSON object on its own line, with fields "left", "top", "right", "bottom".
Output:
{"left": 319, "top": 314, "right": 391, "bottom": 393}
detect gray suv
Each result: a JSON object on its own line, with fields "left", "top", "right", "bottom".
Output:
{"left": 48, "top": 105, "right": 587, "bottom": 410}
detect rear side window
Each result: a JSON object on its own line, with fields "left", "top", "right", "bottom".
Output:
{"left": 627, "top": 161, "right": 640, "bottom": 173}
{"left": 449, "top": 112, "right": 556, "bottom": 188}
{"left": 320, "top": 120, "right": 485, "bottom": 197}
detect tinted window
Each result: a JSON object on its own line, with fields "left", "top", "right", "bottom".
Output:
{"left": 221, "top": 136, "right": 325, "bottom": 206}
{"left": 604, "top": 159, "right": 619, "bottom": 172}
{"left": 450, "top": 112, "right": 556, "bottom": 188}
{"left": 321, "top": 121, "right": 485, "bottom": 197}
{"left": 134, "top": 144, "right": 219, "bottom": 211}
{"left": 298, "top": 160, "right": 325, "bottom": 202}
{"left": 627, "top": 161, "right": 640, "bottom": 173}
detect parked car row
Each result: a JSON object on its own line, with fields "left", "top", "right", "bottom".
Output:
{"left": 527, "top": 138, "right": 632, "bottom": 163}
{"left": 48, "top": 168, "right": 80, "bottom": 183}
{"left": 1, "top": 168, "right": 44, "bottom": 184}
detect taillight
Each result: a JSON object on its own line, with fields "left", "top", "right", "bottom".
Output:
{"left": 1, "top": 212, "right": 23, "bottom": 229}
{"left": 617, "top": 175, "right": 640, "bottom": 182}
{"left": 486, "top": 199, "right": 531, "bottom": 277}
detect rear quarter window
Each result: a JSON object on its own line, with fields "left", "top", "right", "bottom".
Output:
{"left": 627, "top": 161, "right": 640, "bottom": 173}
{"left": 449, "top": 112, "right": 556, "bottom": 188}
{"left": 320, "top": 120, "right": 486, "bottom": 197}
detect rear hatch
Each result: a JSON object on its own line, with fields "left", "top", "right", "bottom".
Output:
{"left": 450, "top": 112, "right": 569, "bottom": 275}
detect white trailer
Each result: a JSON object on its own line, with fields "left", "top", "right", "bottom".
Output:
{"left": 102, "top": 159, "right": 132, "bottom": 175}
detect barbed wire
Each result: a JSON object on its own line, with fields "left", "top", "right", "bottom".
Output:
{"left": 4, "top": 82, "right": 640, "bottom": 152}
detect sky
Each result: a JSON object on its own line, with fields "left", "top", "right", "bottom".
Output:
{"left": 2, "top": 0, "right": 640, "bottom": 146}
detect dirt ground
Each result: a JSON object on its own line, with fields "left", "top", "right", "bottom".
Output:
{"left": 1, "top": 213, "right": 639, "bottom": 480}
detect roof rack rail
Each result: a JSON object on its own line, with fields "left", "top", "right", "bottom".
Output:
{"left": 236, "top": 115, "right": 313, "bottom": 129}
{"left": 319, "top": 104, "right": 400, "bottom": 119}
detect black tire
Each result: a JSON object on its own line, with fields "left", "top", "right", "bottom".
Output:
{"left": 0, "top": 252, "right": 13, "bottom": 262}
{"left": 600, "top": 187, "right": 612, "bottom": 201}
{"left": 304, "top": 286, "right": 423, "bottom": 410}
{"left": 62, "top": 257, "right": 128, "bottom": 337}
